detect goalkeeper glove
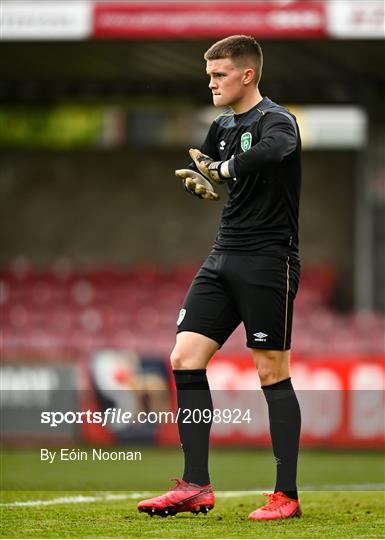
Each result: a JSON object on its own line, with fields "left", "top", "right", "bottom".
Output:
{"left": 175, "top": 169, "right": 219, "bottom": 201}
{"left": 189, "top": 148, "right": 230, "bottom": 184}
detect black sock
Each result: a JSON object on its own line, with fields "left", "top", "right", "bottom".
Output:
{"left": 173, "top": 369, "right": 213, "bottom": 486}
{"left": 262, "top": 377, "right": 301, "bottom": 500}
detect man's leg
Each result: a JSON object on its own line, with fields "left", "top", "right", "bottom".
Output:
{"left": 248, "top": 348, "right": 301, "bottom": 520}
{"left": 252, "top": 348, "right": 301, "bottom": 498}
{"left": 138, "top": 331, "right": 219, "bottom": 517}
{"left": 138, "top": 253, "right": 240, "bottom": 516}
{"left": 170, "top": 331, "right": 219, "bottom": 485}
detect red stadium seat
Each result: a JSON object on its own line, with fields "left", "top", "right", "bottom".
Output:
{"left": 1, "top": 262, "right": 384, "bottom": 357}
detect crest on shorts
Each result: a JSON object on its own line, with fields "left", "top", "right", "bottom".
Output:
{"left": 177, "top": 308, "right": 186, "bottom": 326}
{"left": 241, "top": 132, "right": 252, "bottom": 152}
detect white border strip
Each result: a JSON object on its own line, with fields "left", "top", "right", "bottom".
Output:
{"left": 1, "top": 0, "right": 92, "bottom": 40}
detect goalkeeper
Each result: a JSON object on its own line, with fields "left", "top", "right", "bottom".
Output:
{"left": 138, "top": 35, "right": 302, "bottom": 522}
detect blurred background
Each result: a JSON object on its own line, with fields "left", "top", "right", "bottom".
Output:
{"left": 0, "top": 0, "right": 384, "bottom": 463}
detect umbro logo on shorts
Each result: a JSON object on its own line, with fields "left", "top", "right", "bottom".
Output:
{"left": 253, "top": 332, "right": 268, "bottom": 342}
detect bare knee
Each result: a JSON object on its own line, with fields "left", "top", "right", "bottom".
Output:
{"left": 170, "top": 346, "right": 206, "bottom": 370}
{"left": 257, "top": 363, "right": 281, "bottom": 386}
{"left": 251, "top": 349, "right": 290, "bottom": 386}
{"left": 170, "top": 347, "right": 194, "bottom": 370}
{"left": 170, "top": 332, "right": 219, "bottom": 370}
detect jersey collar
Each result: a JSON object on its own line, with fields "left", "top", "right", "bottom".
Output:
{"left": 233, "top": 96, "right": 272, "bottom": 120}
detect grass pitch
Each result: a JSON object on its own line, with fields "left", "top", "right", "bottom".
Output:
{"left": 1, "top": 448, "right": 384, "bottom": 538}
{"left": 1, "top": 491, "right": 384, "bottom": 539}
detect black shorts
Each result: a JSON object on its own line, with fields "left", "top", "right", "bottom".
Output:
{"left": 176, "top": 252, "right": 300, "bottom": 350}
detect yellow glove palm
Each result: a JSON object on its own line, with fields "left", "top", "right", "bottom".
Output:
{"left": 175, "top": 169, "right": 219, "bottom": 201}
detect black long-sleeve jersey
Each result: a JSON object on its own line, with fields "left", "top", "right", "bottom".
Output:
{"left": 191, "top": 96, "right": 301, "bottom": 257}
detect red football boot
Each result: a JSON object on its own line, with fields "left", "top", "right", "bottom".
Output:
{"left": 248, "top": 492, "right": 301, "bottom": 521}
{"left": 138, "top": 478, "right": 215, "bottom": 517}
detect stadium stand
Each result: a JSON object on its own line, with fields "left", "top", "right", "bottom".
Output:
{"left": 1, "top": 259, "right": 384, "bottom": 358}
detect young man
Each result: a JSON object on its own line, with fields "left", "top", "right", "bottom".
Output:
{"left": 138, "top": 35, "right": 302, "bottom": 521}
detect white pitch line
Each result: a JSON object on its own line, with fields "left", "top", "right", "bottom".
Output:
{"left": 217, "top": 483, "right": 385, "bottom": 497}
{"left": 304, "top": 483, "right": 385, "bottom": 491}
{"left": 1, "top": 484, "right": 384, "bottom": 508}
{"left": 0, "top": 492, "right": 151, "bottom": 508}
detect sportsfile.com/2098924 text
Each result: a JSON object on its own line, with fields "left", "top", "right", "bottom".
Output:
{"left": 41, "top": 407, "right": 252, "bottom": 427}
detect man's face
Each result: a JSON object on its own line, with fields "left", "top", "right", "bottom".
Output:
{"left": 206, "top": 58, "right": 247, "bottom": 108}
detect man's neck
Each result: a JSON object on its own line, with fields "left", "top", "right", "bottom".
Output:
{"left": 232, "top": 89, "right": 264, "bottom": 115}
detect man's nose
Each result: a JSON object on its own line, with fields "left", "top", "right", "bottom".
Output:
{"left": 209, "top": 78, "right": 217, "bottom": 89}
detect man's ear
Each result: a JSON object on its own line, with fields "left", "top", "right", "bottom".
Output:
{"left": 243, "top": 68, "right": 255, "bottom": 85}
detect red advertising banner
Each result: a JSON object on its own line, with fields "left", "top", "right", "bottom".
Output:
{"left": 3, "top": 0, "right": 383, "bottom": 41}
{"left": 205, "top": 354, "right": 385, "bottom": 448}
{"left": 93, "top": 1, "right": 327, "bottom": 39}
{"left": 157, "top": 354, "right": 385, "bottom": 448}
{"left": 80, "top": 351, "right": 384, "bottom": 449}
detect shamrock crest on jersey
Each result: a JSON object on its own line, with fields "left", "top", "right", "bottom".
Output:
{"left": 241, "top": 132, "right": 252, "bottom": 152}
{"left": 177, "top": 308, "right": 186, "bottom": 326}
